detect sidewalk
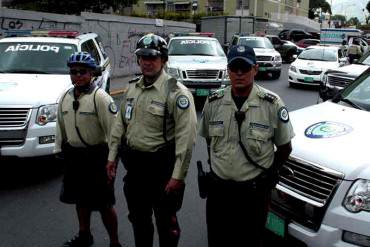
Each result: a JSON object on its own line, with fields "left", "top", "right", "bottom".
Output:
{"left": 110, "top": 75, "right": 137, "bottom": 96}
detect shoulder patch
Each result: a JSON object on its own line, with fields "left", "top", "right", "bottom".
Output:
{"left": 258, "top": 92, "right": 277, "bottom": 103}
{"left": 176, "top": 95, "right": 190, "bottom": 109}
{"left": 108, "top": 102, "right": 118, "bottom": 114}
{"left": 278, "top": 106, "right": 289, "bottom": 123}
{"left": 129, "top": 76, "right": 141, "bottom": 84}
{"left": 208, "top": 89, "right": 225, "bottom": 103}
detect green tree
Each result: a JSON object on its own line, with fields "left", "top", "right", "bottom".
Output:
{"left": 348, "top": 17, "right": 360, "bottom": 27}
{"left": 309, "top": 0, "right": 332, "bottom": 19}
{"left": 10, "top": 0, "right": 136, "bottom": 14}
{"left": 331, "top": 14, "right": 346, "bottom": 22}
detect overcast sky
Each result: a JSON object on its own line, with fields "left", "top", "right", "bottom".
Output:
{"left": 331, "top": 0, "right": 368, "bottom": 22}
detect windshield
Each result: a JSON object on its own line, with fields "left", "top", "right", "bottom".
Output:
{"left": 0, "top": 42, "right": 77, "bottom": 74}
{"left": 168, "top": 39, "right": 225, "bottom": 56}
{"left": 340, "top": 69, "right": 370, "bottom": 111}
{"left": 238, "top": 37, "right": 274, "bottom": 49}
{"left": 358, "top": 51, "right": 370, "bottom": 65}
{"left": 298, "top": 48, "right": 337, "bottom": 61}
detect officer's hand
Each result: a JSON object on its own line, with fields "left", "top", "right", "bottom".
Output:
{"left": 106, "top": 161, "right": 117, "bottom": 185}
{"left": 165, "top": 178, "right": 185, "bottom": 194}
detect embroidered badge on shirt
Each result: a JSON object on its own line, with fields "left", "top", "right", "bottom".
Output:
{"left": 176, "top": 95, "right": 190, "bottom": 109}
{"left": 125, "top": 104, "right": 133, "bottom": 120}
{"left": 278, "top": 107, "right": 289, "bottom": 123}
{"left": 108, "top": 102, "right": 118, "bottom": 114}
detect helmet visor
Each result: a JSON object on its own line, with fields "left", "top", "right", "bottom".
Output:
{"left": 135, "top": 48, "right": 161, "bottom": 57}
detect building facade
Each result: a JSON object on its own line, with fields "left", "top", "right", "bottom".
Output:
{"left": 133, "top": 0, "right": 309, "bottom": 20}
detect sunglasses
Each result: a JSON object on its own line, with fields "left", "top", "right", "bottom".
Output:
{"left": 70, "top": 69, "right": 89, "bottom": 76}
{"left": 228, "top": 64, "right": 253, "bottom": 74}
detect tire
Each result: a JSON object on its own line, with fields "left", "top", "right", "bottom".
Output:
{"left": 271, "top": 71, "right": 281, "bottom": 80}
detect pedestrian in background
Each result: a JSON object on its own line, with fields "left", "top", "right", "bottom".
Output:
{"left": 106, "top": 33, "right": 197, "bottom": 247}
{"left": 347, "top": 39, "right": 362, "bottom": 63}
{"left": 198, "top": 45, "right": 294, "bottom": 247}
{"left": 55, "top": 52, "right": 122, "bottom": 247}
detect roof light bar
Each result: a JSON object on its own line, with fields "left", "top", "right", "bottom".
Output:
{"left": 3, "top": 30, "right": 79, "bottom": 38}
{"left": 172, "top": 32, "right": 215, "bottom": 37}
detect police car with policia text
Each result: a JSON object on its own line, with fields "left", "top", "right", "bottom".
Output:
{"left": 266, "top": 68, "right": 370, "bottom": 246}
{"left": 0, "top": 30, "right": 111, "bottom": 158}
{"left": 166, "top": 32, "right": 230, "bottom": 97}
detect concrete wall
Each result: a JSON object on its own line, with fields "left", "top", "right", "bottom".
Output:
{"left": 0, "top": 8, "right": 195, "bottom": 77}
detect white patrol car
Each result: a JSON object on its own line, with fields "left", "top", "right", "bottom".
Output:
{"left": 266, "top": 68, "right": 370, "bottom": 247}
{"left": 0, "top": 30, "right": 111, "bottom": 158}
{"left": 231, "top": 35, "right": 282, "bottom": 79}
{"left": 166, "top": 33, "right": 230, "bottom": 97}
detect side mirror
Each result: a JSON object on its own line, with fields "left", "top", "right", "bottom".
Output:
{"left": 339, "top": 58, "right": 348, "bottom": 65}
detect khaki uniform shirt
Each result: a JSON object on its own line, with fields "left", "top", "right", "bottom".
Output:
{"left": 347, "top": 44, "right": 362, "bottom": 56}
{"left": 108, "top": 70, "right": 197, "bottom": 180}
{"left": 199, "top": 85, "right": 295, "bottom": 181}
{"left": 55, "top": 86, "right": 117, "bottom": 153}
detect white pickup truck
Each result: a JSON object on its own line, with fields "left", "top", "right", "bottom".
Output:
{"left": 0, "top": 30, "right": 111, "bottom": 158}
{"left": 267, "top": 68, "right": 370, "bottom": 246}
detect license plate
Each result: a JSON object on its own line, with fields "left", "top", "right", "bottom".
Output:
{"left": 304, "top": 77, "right": 314, "bottom": 82}
{"left": 196, "top": 88, "right": 210, "bottom": 96}
{"left": 259, "top": 67, "right": 267, "bottom": 71}
{"left": 265, "top": 211, "right": 285, "bottom": 238}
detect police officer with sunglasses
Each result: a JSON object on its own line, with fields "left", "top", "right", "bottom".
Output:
{"left": 55, "top": 52, "right": 122, "bottom": 247}
{"left": 198, "top": 45, "right": 295, "bottom": 246}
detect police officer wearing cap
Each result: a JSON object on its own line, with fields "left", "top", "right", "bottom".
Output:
{"left": 55, "top": 52, "right": 122, "bottom": 247}
{"left": 106, "top": 34, "right": 197, "bottom": 247}
{"left": 198, "top": 45, "right": 294, "bottom": 247}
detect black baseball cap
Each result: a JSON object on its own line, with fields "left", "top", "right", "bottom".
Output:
{"left": 227, "top": 45, "right": 256, "bottom": 66}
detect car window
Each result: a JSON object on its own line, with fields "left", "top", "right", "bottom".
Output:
{"left": 341, "top": 70, "right": 370, "bottom": 111}
{"left": 238, "top": 37, "right": 273, "bottom": 49}
{"left": 168, "top": 39, "right": 225, "bottom": 56}
{"left": 95, "top": 36, "right": 108, "bottom": 59}
{"left": 299, "top": 48, "right": 337, "bottom": 61}
{"left": 358, "top": 51, "right": 370, "bottom": 65}
{"left": 81, "top": 39, "right": 101, "bottom": 65}
{"left": 0, "top": 42, "right": 77, "bottom": 74}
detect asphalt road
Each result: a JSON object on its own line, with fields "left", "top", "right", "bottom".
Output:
{"left": 0, "top": 64, "right": 319, "bottom": 247}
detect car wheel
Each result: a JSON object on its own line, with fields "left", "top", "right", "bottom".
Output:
{"left": 271, "top": 71, "right": 281, "bottom": 80}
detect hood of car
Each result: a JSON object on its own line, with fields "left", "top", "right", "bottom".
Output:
{"left": 326, "top": 63, "right": 369, "bottom": 77}
{"left": 292, "top": 58, "right": 339, "bottom": 71}
{"left": 290, "top": 101, "right": 370, "bottom": 180}
{"left": 167, "top": 55, "right": 227, "bottom": 70}
{"left": 0, "top": 74, "right": 71, "bottom": 106}
{"left": 253, "top": 48, "right": 279, "bottom": 56}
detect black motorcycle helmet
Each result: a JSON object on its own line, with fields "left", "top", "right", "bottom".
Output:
{"left": 135, "top": 33, "right": 168, "bottom": 62}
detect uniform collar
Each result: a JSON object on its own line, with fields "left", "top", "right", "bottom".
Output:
{"left": 223, "top": 84, "right": 261, "bottom": 107}
{"left": 136, "top": 69, "right": 167, "bottom": 90}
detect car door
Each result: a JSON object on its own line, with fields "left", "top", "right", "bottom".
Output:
{"left": 81, "top": 39, "right": 109, "bottom": 91}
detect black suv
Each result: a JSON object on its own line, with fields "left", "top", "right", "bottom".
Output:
{"left": 278, "top": 29, "right": 312, "bottom": 42}
{"left": 266, "top": 35, "right": 299, "bottom": 62}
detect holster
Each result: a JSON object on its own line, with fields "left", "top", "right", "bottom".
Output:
{"left": 197, "top": 161, "right": 209, "bottom": 199}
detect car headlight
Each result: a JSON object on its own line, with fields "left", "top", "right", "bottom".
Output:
{"left": 274, "top": 55, "right": 282, "bottom": 62}
{"left": 343, "top": 179, "right": 370, "bottom": 213}
{"left": 322, "top": 73, "right": 328, "bottom": 84}
{"left": 223, "top": 70, "right": 229, "bottom": 80}
{"left": 167, "top": 67, "right": 180, "bottom": 78}
{"left": 289, "top": 65, "right": 297, "bottom": 73}
{"left": 36, "top": 104, "right": 58, "bottom": 125}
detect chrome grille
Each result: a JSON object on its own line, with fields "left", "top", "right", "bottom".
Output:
{"left": 279, "top": 156, "right": 343, "bottom": 206}
{"left": 327, "top": 74, "right": 354, "bottom": 87}
{"left": 256, "top": 56, "right": 272, "bottom": 61}
{"left": 299, "top": 70, "right": 321, "bottom": 75}
{"left": 0, "top": 108, "right": 30, "bottom": 127}
{"left": 186, "top": 70, "right": 219, "bottom": 79}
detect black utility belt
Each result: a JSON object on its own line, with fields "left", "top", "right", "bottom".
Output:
{"left": 208, "top": 171, "right": 261, "bottom": 188}
{"left": 63, "top": 142, "right": 108, "bottom": 154}
{"left": 120, "top": 141, "right": 175, "bottom": 156}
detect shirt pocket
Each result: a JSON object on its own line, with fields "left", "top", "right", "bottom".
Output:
{"left": 144, "top": 103, "right": 165, "bottom": 130}
{"left": 245, "top": 128, "right": 271, "bottom": 155}
{"left": 209, "top": 125, "right": 224, "bottom": 153}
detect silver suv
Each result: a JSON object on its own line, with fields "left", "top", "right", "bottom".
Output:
{"left": 166, "top": 33, "right": 229, "bottom": 97}
{"left": 0, "top": 30, "right": 111, "bottom": 158}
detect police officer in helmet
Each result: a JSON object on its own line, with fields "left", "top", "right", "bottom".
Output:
{"left": 199, "top": 45, "right": 294, "bottom": 246}
{"left": 55, "top": 52, "right": 122, "bottom": 247}
{"left": 106, "top": 33, "right": 197, "bottom": 247}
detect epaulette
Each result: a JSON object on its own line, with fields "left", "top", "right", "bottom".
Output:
{"left": 258, "top": 91, "right": 277, "bottom": 103}
{"left": 129, "top": 76, "right": 141, "bottom": 84}
{"left": 208, "top": 88, "right": 225, "bottom": 103}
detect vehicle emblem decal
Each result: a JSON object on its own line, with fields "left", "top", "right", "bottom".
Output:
{"left": 305, "top": 121, "right": 353, "bottom": 138}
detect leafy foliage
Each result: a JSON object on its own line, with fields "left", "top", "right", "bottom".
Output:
{"left": 308, "top": 0, "right": 332, "bottom": 19}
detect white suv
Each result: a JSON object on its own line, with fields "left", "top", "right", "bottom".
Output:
{"left": 0, "top": 30, "right": 111, "bottom": 158}
{"left": 166, "top": 33, "right": 230, "bottom": 97}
